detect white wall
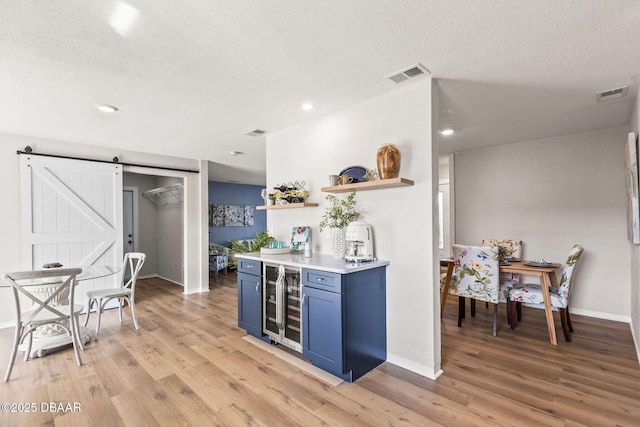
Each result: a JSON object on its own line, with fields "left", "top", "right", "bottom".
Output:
{"left": 0, "top": 133, "right": 208, "bottom": 327}
{"left": 455, "top": 125, "right": 630, "bottom": 319}
{"left": 266, "top": 80, "right": 442, "bottom": 379}
{"left": 156, "top": 176, "right": 184, "bottom": 284}
{"left": 631, "top": 93, "right": 640, "bottom": 357}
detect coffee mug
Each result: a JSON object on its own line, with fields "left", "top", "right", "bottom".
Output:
{"left": 329, "top": 175, "right": 341, "bottom": 186}
{"left": 339, "top": 175, "right": 353, "bottom": 185}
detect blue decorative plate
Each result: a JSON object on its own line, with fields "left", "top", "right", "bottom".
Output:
{"left": 338, "top": 166, "right": 367, "bottom": 183}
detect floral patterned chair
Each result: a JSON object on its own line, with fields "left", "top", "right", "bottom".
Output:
{"left": 481, "top": 239, "right": 523, "bottom": 282}
{"left": 481, "top": 239, "right": 523, "bottom": 260}
{"left": 450, "top": 244, "right": 516, "bottom": 336}
{"left": 506, "top": 244, "right": 584, "bottom": 342}
{"left": 209, "top": 243, "right": 229, "bottom": 285}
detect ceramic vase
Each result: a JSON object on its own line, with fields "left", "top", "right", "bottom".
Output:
{"left": 330, "top": 227, "right": 346, "bottom": 259}
{"left": 376, "top": 143, "right": 400, "bottom": 179}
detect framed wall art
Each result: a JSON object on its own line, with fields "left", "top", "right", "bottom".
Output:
{"left": 209, "top": 204, "right": 255, "bottom": 227}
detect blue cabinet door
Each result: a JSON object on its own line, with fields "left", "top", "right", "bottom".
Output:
{"left": 302, "top": 286, "right": 344, "bottom": 377}
{"left": 237, "top": 272, "right": 262, "bottom": 337}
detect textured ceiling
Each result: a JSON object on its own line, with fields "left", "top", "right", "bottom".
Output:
{"left": 1, "top": 1, "right": 639, "bottom": 185}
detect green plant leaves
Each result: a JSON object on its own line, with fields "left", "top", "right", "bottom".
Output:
{"left": 319, "top": 192, "right": 360, "bottom": 231}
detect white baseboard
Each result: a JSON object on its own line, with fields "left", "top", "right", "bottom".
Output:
{"left": 184, "top": 288, "right": 210, "bottom": 295}
{"left": 0, "top": 321, "right": 13, "bottom": 330}
{"left": 631, "top": 321, "right": 640, "bottom": 366}
{"left": 385, "top": 353, "right": 443, "bottom": 380}
{"left": 569, "top": 307, "right": 631, "bottom": 324}
{"left": 520, "top": 304, "right": 631, "bottom": 324}
{"left": 154, "top": 274, "right": 210, "bottom": 294}
{"left": 153, "top": 274, "right": 184, "bottom": 287}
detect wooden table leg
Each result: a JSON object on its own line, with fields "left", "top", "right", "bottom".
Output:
{"left": 440, "top": 262, "right": 454, "bottom": 319}
{"left": 549, "top": 271, "right": 559, "bottom": 289}
{"left": 540, "top": 272, "right": 557, "bottom": 346}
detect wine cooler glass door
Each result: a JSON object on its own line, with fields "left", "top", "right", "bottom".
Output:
{"left": 263, "top": 264, "right": 280, "bottom": 338}
{"left": 284, "top": 270, "right": 302, "bottom": 347}
{"left": 262, "top": 263, "right": 302, "bottom": 352}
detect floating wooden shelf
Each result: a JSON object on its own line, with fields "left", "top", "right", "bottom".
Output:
{"left": 321, "top": 177, "right": 414, "bottom": 193}
{"left": 256, "top": 202, "right": 319, "bottom": 210}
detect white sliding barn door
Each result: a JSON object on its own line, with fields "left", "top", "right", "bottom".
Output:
{"left": 20, "top": 155, "right": 123, "bottom": 309}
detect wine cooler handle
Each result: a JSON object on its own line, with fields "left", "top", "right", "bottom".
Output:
{"left": 275, "top": 265, "right": 285, "bottom": 331}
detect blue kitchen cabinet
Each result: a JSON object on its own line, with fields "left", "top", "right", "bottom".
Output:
{"left": 302, "top": 266, "right": 386, "bottom": 382}
{"left": 237, "top": 259, "right": 264, "bottom": 338}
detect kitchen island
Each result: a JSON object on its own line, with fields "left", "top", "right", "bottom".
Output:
{"left": 236, "top": 252, "right": 388, "bottom": 382}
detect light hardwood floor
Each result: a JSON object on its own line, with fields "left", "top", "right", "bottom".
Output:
{"left": 1, "top": 273, "right": 639, "bottom": 426}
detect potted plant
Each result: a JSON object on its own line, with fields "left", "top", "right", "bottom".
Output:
{"left": 319, "top": 192, "right": 360, "bottom": 258}
{"left": 497, "top": 245, "right": 509, "bottom": 262}
{"left": 228, "top": 230, "right": 275, "bottom": 270}
{"left": 266, "top": 193, "right": 276, "bottom": 206}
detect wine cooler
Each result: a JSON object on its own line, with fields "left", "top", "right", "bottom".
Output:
{"left": 263, "top": 263, "right": 302, "bottom": 352}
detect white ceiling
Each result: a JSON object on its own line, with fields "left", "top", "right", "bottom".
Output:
{"left": 2, "top": 1, "right": 639, "bottom": 185}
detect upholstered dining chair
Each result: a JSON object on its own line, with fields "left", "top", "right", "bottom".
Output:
{"left": 450, "top": 244, "right": 515, "bottom": 336}
{"left": 2, "top": 268, "right": 84, "bottom": 381}
{"left": 84, "top": 252, "right": 146, "bottom": 338}
{"left": 481, "top": 239, "right": 523, "bottom": 260}
{"left": 506, "top": 244, "right": 584, "bottom": 342}
{"left": 482, "top": 238, "right": 523, "bottom": 281}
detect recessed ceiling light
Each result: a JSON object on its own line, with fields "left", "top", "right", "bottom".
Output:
{"left": 228, "top": 151, "right": 243, "bottom": 156}
{"left": 302, "top": 103, "right": 313, "bottom": 110}
{"left": 95, "top": 104, "right": 119, "bottom": 113}
{"left": 440, "top": 128, "right": 454, "bottom": 136}
{"left": 109, "top": 1, "right": 140, "bottom": 36}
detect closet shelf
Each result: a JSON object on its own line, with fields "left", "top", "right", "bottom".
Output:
{"left": 142, "top": 184, "right": 184, "bottom": 206}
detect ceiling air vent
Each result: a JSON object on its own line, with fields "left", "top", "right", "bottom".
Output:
{"left": 245, "top": 129, "right": 268, "bottom": 137}
{"left": 386, "top": 63, "right": 430, "bottom": 84}
{"left": 596, "top": 86, "right": 629, "bottom": 102}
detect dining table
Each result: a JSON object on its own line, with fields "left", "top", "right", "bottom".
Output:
{"left": 440, "top": 259, "right": 562, "bottom": 345}
{"left": 2, "top": 265, "right": 121, "bottom": 358}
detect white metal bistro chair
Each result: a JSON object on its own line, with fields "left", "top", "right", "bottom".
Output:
{"left": 83, "top": 252, "right": 146, "bottom": 338}
{"left": 2, "top": 267, "right": 84, "bottom": 382}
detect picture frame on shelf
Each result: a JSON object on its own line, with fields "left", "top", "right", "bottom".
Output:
{"left": 291, "top": 226, "right": 310, "bottom": 253}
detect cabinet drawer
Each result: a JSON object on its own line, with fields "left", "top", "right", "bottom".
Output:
{"left": 238, "top": 259, "right": 262, "bottom": 275}
{"left": 303, "top": 269, "right": 343, "bottom": 293}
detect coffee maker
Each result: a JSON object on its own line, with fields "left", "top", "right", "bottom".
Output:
{"left": 345, "top": 221, "right": 374, "bottom": 262}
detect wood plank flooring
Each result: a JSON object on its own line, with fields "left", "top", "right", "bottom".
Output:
{"left": 1, "top": 273, "right": 639, "bottom": 426}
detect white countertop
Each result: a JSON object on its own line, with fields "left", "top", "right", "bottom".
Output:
{"left": 236, "top": 252, "right": 389, "bottom": 274}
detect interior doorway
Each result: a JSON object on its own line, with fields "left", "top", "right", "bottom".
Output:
{"left": 438, "top": 183, "right": 450, "bottom": 259}
{"left": 123, "top": 186, "right": 139, "bottom": 254}
{"left": 123, "top": 172, "right": 185, "bottom": 286}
